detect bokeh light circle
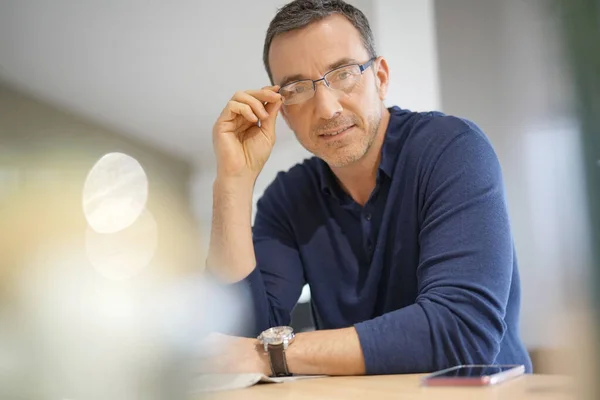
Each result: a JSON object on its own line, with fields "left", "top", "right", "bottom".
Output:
{"left": 83, "top": 152, "right": 148, "bottom": 234}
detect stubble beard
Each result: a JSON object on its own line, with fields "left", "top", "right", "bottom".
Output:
{"left": 322, "top": 111, "right": 382, "bottom": 168}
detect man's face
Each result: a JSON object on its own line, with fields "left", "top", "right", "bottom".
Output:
{"left": 269, "top": 15, "right": 386, "bottom": 168}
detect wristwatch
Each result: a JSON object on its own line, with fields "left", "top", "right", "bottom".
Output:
{"left": 257, "top": 326, "right": 295, "bottom": 377}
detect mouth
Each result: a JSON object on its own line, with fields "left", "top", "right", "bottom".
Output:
{"left": 318, "top": 124, "right": 355, "bottom": 139}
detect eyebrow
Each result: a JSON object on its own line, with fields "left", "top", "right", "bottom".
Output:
{"left": 278, "top": 57, "right": 360, "bottom": 87}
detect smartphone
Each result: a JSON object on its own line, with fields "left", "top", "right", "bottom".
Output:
{"left": 421, "top": 364, "right": 525, "bottom": 387}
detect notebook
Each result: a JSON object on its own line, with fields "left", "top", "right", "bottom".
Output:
{"left": 190, "top": 373, "right": 326, "bottom": 392}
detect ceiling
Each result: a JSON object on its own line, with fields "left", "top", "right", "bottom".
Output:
{"left": 0, "top": 0, "right": 299, "bottom": 167}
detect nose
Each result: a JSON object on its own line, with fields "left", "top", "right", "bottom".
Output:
{"left": 312, "top": 79, "right": 342, "bottom": 121}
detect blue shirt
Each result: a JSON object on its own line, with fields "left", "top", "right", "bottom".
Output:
{"left": 243, "top": 106, "right": 532, "bottom": 374}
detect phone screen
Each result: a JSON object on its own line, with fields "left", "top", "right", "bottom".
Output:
{"left": 431, "top": 365, "right": 517, "bottom": 378}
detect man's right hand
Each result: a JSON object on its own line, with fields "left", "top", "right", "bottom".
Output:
{"left": 212, "top": 86, "right": 283, "bottom": 182}
{"left": 207, "top": 86, "right": 283, "bottom": 281}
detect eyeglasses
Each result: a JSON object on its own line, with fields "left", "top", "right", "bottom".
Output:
{"left": 278, "top": 58, "right": 376, "bottom": 106}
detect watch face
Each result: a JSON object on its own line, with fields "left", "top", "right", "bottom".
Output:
{"left": 259, "top": 326, "right": 294, "bottom": 345}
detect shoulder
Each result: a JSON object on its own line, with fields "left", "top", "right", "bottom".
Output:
{"left": 406, "top": 110, "right": 489, "bottom": 154}
{"left": 390, "top": 108, "right": 497, "bottom": 173}
{"left": 406, "top": 112, "right": 503, "bottom": 204}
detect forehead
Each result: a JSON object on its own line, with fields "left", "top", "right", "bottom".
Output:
{"left": 268, "top": 14, "right": 370, "bottom": 84}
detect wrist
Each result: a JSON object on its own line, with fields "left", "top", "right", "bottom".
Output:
{"left": 213, "top": 174, "right": 255, "bottom": 195}
{"left": 258, "top": 326, "right": 295, "bottom": 377}
{"left": 254, "top": 340, "right": 272, "bottom": 376}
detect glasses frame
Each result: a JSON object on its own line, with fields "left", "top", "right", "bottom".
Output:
{"left": 278, "top": 57, "right": 377, "bottom": 105}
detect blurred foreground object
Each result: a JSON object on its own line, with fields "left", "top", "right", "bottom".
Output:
{"left": 0, "top": 135, "right": 250, "bottom": 398}
{"left": 555, "top": 0, "right": 600, "bottom": 398}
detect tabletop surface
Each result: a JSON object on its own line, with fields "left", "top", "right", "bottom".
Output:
{"left": 203, "top": 374, "right": 574, "bottom": 400}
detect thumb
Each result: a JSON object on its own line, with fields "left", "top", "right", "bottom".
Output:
{"left": 260, "top": 98, "right": 283, "bottom": 140}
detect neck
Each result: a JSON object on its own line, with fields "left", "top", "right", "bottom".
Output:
{"left": 330, "top": 107, "right": 391, "bottom": 206}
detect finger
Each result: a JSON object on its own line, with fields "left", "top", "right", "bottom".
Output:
{"left": 224, "top": 100, "right": 258, "bottom": 123}
{"left": 261, "top": 85, "right": 281, "bottom": 92}
{"left": 243, "top": 88, "right": 282, "bottom": 105}
{"left": 260, "top": 97, "right": 283, "bottom": 138}
{"left": 231, "top": 91, "right": 271, "bottom": 120}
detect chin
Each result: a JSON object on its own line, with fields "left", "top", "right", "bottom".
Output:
{"left": 322, "top": 149, "right": 365, "bottom": 168}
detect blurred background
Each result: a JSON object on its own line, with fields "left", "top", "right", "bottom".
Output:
{"left": 0, "top": 0, "right": 598, "bottom": 398}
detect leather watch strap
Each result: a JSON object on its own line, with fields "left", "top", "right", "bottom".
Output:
{"left": 267, "top": 343, "right": 291, "bottom": 377}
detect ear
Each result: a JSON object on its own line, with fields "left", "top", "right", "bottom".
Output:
{"left": 373, "top": 56, "right": 390, "bottom": 101}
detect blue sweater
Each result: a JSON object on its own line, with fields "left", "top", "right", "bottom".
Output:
{"left": 242, "top": 106, "right": 532, "bottom": 374}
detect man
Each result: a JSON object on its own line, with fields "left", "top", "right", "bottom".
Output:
{"left": 206, "top": 0, "right": 532, "bottom": 376}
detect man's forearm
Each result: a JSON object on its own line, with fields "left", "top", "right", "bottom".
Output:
{"left": 286, "top": 327, "right": 366, "bottom": 375}
{"left": 206, "top": 177, "right": 257, "bottom": 283}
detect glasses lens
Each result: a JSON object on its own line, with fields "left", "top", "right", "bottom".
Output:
{"left": 326, "top": 65, "right": 361, "bottom": 92}
{"left": 280, "top": 81, "right": 314, "bottom": 105}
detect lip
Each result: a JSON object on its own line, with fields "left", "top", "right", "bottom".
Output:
{"left": 319, "top": 125, "right": 355, "bottom": 140}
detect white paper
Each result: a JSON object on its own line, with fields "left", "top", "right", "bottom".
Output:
{"left": 190, "top": 373, "right": 326, "bottom": 392}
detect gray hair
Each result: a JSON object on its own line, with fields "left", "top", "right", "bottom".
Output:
{"left": 263, "top": 0, "right": 377, "bottom": 84}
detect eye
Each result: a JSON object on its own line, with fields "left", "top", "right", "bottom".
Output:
{"left": 337, "top": 71, "right": 351, "bottom": 80}
{"left": 329, "top": 69, "right": 353, "bottom": 82}
{"left": 281, "top": 82, "right": 311, "bottom": 97}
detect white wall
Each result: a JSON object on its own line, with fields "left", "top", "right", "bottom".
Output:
{"left": 0, "top": 0, "right": 303, "bottom": 162}
{"left": 373, "top": 0, "right": 440, "bottom": 111}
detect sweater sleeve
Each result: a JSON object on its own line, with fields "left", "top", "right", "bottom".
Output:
{"left": 239, "top": 178, "right": 306, "bottom": 336}
{"left": 354, "top": 129, "right": 513, "bottom": 374}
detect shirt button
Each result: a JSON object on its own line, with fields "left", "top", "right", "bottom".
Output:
{"left": 365, "top": 213, "right": 372, "bottom": 221}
